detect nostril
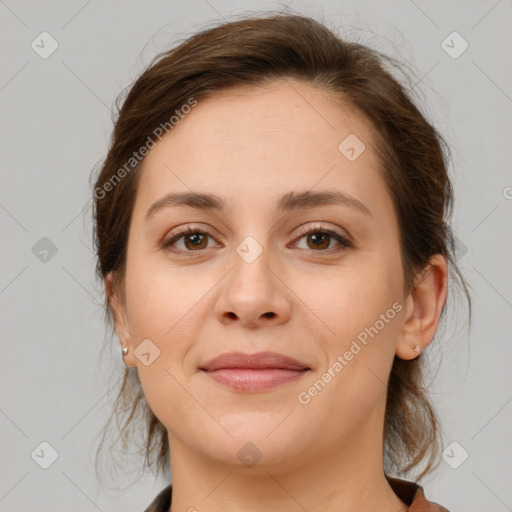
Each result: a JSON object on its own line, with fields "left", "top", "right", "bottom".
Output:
{"left": 263, "top": 312, "right": 275, "bottom": 318}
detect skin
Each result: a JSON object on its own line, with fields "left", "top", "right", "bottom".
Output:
{"left": 107, "top": 79, "right": 448, "bottom": 512}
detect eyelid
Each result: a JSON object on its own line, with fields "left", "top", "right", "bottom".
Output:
{"left": 292, "top": 223, "right": 352, "bottom": 245}
{"left": 162, "top": 224, "right": 220, "bottom": 251}
{"left": 289, "top": 224, "right": 353, "bottom": 254}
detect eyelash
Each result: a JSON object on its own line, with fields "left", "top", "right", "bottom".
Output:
{"left": 162, "top": 224, "right": 353, "bottom": 255}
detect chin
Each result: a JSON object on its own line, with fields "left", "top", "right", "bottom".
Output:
{"left": 200, "top": 423, "right": 304, "bottom": 468}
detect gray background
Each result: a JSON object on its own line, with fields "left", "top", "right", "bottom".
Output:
{"left": 1, "top": 0, "right": 511, "bottom": 510}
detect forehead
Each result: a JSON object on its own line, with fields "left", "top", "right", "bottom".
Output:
{"left": 159, "top": 79, "right": 375, "bottom": 151}
{"left": 133, "top": 79, "right": 388, "bottom": 217}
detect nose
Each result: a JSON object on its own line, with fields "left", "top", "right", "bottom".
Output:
{"left": 215, "top": 247, "right": 291, "bottom": 329}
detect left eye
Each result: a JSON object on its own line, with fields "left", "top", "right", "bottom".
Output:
{"left": 163, "top": 225, "right": 352, "bottom": 254}
{"left": 291, "top": 225, "right": 352, "bottom": 252}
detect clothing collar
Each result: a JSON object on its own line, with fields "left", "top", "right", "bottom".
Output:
{"left": 144, "top": 475, "right": 449, "bottom": 512}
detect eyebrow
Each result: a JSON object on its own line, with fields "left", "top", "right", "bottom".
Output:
{"left": 144, "top": 189, "right": 373, "bottom": 223}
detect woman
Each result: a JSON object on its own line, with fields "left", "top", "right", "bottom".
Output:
{"left": 92, "top": 12, "right": 470, "bottom": 512}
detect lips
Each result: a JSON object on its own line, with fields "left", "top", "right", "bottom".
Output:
{"left": 200, "top": 351, "right": 310, "bottom": 392}
{"left": 200, "top": 351, "right": 310, "bottom": 371}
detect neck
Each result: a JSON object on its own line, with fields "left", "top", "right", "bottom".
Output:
{"left": 166, "top": 400, "right": 407, "bottom": 512}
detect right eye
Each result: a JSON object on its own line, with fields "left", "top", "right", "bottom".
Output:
{"left": 163, "top": 226, "right": 220, "bottom": 254}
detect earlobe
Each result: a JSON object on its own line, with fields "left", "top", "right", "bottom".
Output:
{"left": 395, "top": 254, "right": 448, "bottom": 360}
{"left": 105, "top": 272, "right": 137, "bottom": 368}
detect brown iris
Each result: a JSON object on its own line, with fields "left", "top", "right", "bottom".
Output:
{"left": 306, "top": 232, "right": 330, "bottom": 250}
{"left": 183, "top": 233, "right": 208, "bottom": 250}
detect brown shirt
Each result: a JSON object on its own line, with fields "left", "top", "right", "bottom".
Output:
{"left": 143, "top": 475, "right": 450, "bottom": 511}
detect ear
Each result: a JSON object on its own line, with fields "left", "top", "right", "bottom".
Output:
{"left": 105, "top": 271, "right": 137, "bottom": 368}
{"left": 395, "top": 254, "right": 448, "bottom": 360}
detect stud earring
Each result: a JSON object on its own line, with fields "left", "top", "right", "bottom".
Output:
{"left": 121, "top": 347, "right": 128, "bottom": 357}
{"left": 413, "top": 344, "right": 421, "bottom": 353}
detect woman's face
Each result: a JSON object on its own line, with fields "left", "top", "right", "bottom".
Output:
{"left": 113, "top": 79, "right": 414, "bottom": 471}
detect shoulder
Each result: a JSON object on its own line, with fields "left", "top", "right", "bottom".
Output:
{"left": 143, "top": 483, "right": 172, "bottom": 512}
{"left": 386, "top": 474, "right": 451, "bottom": 512}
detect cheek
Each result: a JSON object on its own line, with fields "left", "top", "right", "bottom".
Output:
{"left": 310, "top": 252, "right": 404, "bottom": 411}
{"left": 301, "top": 286, "right": 402, "bottom": 445}
{"left": 124, "top": 253, "right": 194, "bottom": 337}
{"left": 317, "top": 261, "right": 401, "bottom": 340}
{"left": 123, "top": 262, "right": 200, "bottom": 424}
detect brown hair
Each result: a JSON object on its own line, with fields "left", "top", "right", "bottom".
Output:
{"left": 91, "top": 11, "right": 471, "bottom": 488}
